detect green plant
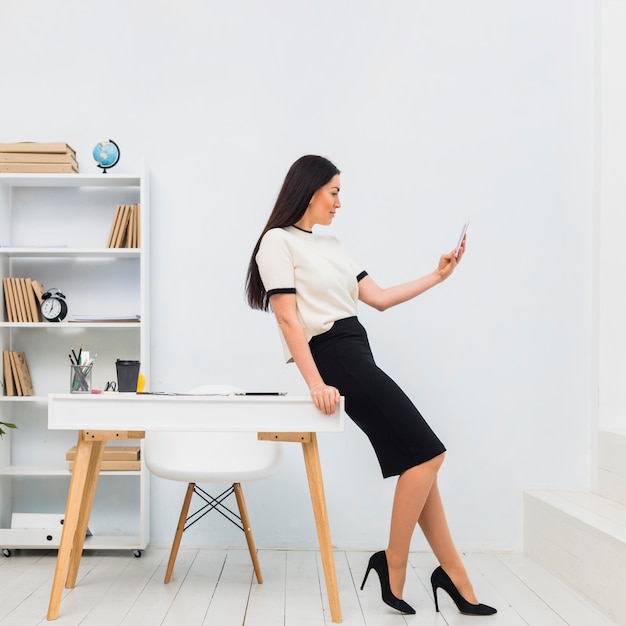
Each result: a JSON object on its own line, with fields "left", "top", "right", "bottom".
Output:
{"left": 0, "top": 421, "right": 17, "bottom": 437}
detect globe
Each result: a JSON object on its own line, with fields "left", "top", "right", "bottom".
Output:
{"left": 93, "top": 140, "right": 120, "bottom": 173}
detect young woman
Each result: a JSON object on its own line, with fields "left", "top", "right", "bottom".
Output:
{"left": 245, "top": 155, "right": 496, "bottom": 616}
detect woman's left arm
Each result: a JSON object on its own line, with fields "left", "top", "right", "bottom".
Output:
{"left": 358, "top": 243, "right": 464, "bottom": 311}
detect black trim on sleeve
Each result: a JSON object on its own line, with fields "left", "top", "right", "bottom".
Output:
{"left": 356, "top": 271, "right": 368, "bottom": 282}
{"left": 267, "top": 288, "right": 297, "bottom": 298}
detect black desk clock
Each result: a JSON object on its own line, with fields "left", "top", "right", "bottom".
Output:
{"left": 41, "top": 288, "right": 68, "bottom": 322}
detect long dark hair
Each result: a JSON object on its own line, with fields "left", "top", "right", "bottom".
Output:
{"left": 245, "top": 155, "right": 340, "bottom": 311}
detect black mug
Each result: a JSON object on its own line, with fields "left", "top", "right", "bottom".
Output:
{"left": 116, "top": 359, "right": 140, "bottom": 392}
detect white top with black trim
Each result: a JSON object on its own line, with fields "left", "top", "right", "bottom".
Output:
{"left": 256, "top": 225, "right": 367, "bottom": 362}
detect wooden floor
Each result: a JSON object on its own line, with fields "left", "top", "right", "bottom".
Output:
{"left": 0, "top": 548, "right": 618, "bottom": 625}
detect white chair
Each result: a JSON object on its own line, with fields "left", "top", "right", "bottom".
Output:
{"left": 144, "top": 385, "right": 282, "bottom": 583}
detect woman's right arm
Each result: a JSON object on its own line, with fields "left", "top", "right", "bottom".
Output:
{"left": 269, "top": 293, "right": 340, "bottom": 416}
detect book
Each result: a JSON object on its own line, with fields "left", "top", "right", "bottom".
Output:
{"left": 24, "top": 278, "right": 40, "bottom": 322}
{"left": 2, "top": 277, "right": 16, "bottom": 322}
{"left": 30, "top": 278, "right": 46, "bottom": 308}
{"left": 12, "top": 351, "right": 34, "bottom": 396}
{"left": 136, "top": 203, "right": 141, "bottom": 247}
{"left": 3, "top": 350, "right": 16, "bottom": 396}
{"left": 0, "top": 142, "right": 76, "bottom": 158}
{"left": 18, "top": 278, "right": 33, "bottom": 322}
{"left": 66, "top": 445, "right": 140, "bottom": 461}
{"left": 132, "top": 204, "right": 141, "bottom": 247}
{"left": 9, "top": 278, "right": 26, "bottom": 322}
{"left": 0, "top": 152, "right": 78, "bottom": 166}
{"left": 106, "top": 205, "right": 124, "bottom": 248}
{"left": 127, "top": 204, "right": 136, "bottom": 248}
{"left": 14, "top": 279, "right": 25, "bottom": 322}
{"left": 113, "top": 205, "right": 131, "bottom": 248}
{"left": 0, "top": 163, "right": 78, "bottom": 174}
{"left": 8, "top": 352, "right": 23, "bottom": 395}
{"left": 68, "top": 460, "right": 141, "bottom": 471}
{"left": 3, "top": 278, "right": 13, "bottom": 322}
{"left": 18, "top": 278, "right": 29, "bottom": 322}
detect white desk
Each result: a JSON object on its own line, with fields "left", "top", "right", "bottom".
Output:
{"left": 46, "top": 393, "right": 344, "bottom": 622}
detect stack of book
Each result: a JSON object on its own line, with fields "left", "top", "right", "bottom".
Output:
{"left": 0, "top": 142, "right": 78, "bottom": 173}
{"left": 2, "top": 350, "right": 34, "bottom": 396}
{"left": 2, "top": 277, "right": 45, "bottom": 322}
{"left": 106, "top": 204, "right": 141, "bottom": 248}
{"left": 66, "top": 445, "right": 141, "bottom": 471}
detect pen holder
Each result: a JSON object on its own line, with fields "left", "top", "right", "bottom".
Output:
{"left": 116, "top": 359, "right": 140, "bottom": 392}
{"left": 70, "top": 364, "right": 92, "bottom": 394}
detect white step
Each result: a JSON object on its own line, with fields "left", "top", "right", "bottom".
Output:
{"left": 524, "top": 489, "right": 626, "bottom": 625}
{"left": 598, "top": 429, "right": 626, "bottom": 506}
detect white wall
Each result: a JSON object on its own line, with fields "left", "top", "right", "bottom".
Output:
{"left": 598, "top": 0, "right": 626, "bottom": 432}
{"left": 0, "top": 0, "right": 595, "bottom": 551}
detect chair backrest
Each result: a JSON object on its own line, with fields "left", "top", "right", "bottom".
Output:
{"left": 144, "top": 385, "right": 282, "bottom": 483}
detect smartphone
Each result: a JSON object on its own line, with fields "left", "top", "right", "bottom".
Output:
{"left": 455, "top": 221, "right": 469, "bottom": 258}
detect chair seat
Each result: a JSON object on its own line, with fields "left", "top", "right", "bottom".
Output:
{"left": 145, "top": 430, "right": 282, "bottom": 482}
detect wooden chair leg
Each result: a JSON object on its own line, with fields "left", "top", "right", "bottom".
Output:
{"left": 233, "top": 482, "right": 263, "bottom": 584}
{"left": 164, "top": 482, "right": 195, "bottom": 583}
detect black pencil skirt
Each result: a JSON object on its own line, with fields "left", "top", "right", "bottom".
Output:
{"left": 309, "top": 316, "right": 446, "bottom": 478}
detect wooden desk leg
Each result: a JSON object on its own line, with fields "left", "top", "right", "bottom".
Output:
{"left": 66, "top": 437, "right": 106, "bottom": 588}
{"left": 47, "top": 433, "right": 101, "bottom": 620}
{"left": 301, "top": 433, "right": 342, "bottom": 624}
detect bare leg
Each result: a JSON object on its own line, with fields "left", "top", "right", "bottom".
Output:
{"left": 418, "top": 479, "right": 477, "bottom": 603}
{"left": 385, "top": 453, "right": 444, "bottom": 598}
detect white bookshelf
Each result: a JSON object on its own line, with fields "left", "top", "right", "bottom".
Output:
{"left": 0, "top": 169, "right": 150, "bottom": 555}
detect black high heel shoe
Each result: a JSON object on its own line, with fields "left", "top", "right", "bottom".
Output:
{"left": 431, "top": 566, "right": 497, "bottom": 615}
{"left": 360, "top": 551, "right": 416, "bottom": 615}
